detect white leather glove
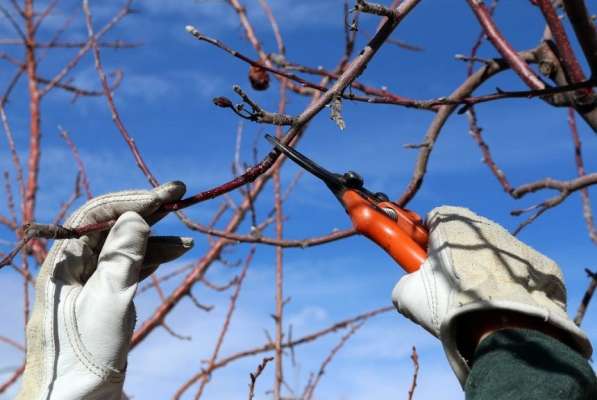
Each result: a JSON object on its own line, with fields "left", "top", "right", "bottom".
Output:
{"left": 392, "top": 206, "right": 592, "bottom": 387}
{"left": 17, "top": 181, "right": 194, "bottom": 400}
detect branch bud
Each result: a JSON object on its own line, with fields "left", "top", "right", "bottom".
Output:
{"left": 212, "top": 96, "right": 233, "bottom": 108}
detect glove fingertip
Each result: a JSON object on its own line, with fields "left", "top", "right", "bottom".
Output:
{"left": 140, "top": 236, "right": 194, "bottom": 280}
{"left": 153, "top": 181, "right": 186, "bottom": 204}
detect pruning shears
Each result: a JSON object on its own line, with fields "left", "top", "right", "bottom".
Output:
{"left": 266, "top": 135, "right": 428, "bottom": 273}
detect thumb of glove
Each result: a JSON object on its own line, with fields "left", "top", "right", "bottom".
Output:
{"left": 392, "top": 257, "right": 453, "bottom": 338}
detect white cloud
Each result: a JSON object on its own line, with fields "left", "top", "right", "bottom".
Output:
{"left": 288, "top": 305, "right": 329, "bottom": 329}
{"left": 119, "top": 73, "right": 174, "bottom": 103}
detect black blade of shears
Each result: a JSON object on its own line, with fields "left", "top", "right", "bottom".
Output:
{"left": 265, "top": 134, "right": 344, "bottom": 191}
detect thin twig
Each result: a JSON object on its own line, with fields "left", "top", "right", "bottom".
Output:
{"left": 173, "top": 306, "right": 393, "bottom": 395}
{"left": 174, "top": 247, "right": 256, "bottom": 400}
{"left": 397, "top": 51, "right": 537, "bottom": 206}
{"left": 567, "top": 108, "right": 596, "bottom": 244}
{"left": 0, "top": 336, "right": 25, "bottom": 352}
{"left": 59, "top": 127, "right": 92, "bottom": 199}
{"left": 248, "top": 357, "right": 274, "bottom": 400}
{"left": 83, "top": 0, "right": 159, "bottom": 187}
{"left": 407, "top": 346, "right": 419, "bottom": 400}
{"left": 0, "top": 105, "right": 25, "bottom": 201}
{"left": 303, "top": 321, "right": 366, "bottom": 400}
{"left": 41, "top": 0, "right": 133, "bottom": 97}
{"left": 0, "top": 362, "right": 25, "bottom": 394}
{"left": 51, "top": 173, "right": 81, "bottom": 225}
{"left": 574, "top": 269, "right": 596, "bottom": 326}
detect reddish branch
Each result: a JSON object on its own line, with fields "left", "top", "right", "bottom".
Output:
{"left": 466, "top": 0, "right": 545, "bottom": 90}
{"left": 23, "top": 0, "right": 42, "bottom": 227}
{"left": 466, "top": 0, "right": 498, "bottom": 76}
{"left": 272, "top": 82, "right": 288, "bottom": 400}
{"left": 0, "top": 363, "right": 25, "bottom": 394}
{"left": 59, "top": 127, "right": 92, "bottom": 199}
{"left": 562, "top": 0, "right": 597, "bottom": 78}
{"left": 0, "top": 105, "right": 25, "bottom": 202}
{"left": 83, "top": 0, "right": 159, "bottom": 188}
{"left": 568, "top": 108, "right": 596, "bottom": 244}
{"left": 534, "top": 0, "right": 592, "bottom": 100}
{"left": 257, "top": 0, "right": 284, "bottom": 55}
{"left": 40, "top": 0, "right": 133, "bottom": 97}
{"left": 467, "top": 110, "right": 513, "bottom": 193}
{"left": 0, "top": 336, "right": 24, "bottom": 352}
{"left": 0, "top": 0, "right": 421, "bottom": 270}
{"left": 226, "top": 0, "right": 267, "bottom": 63}
{"left": 188, "top": 25, "right": 437, "bottom": 111}
{"left": 51, "top": 173, "right": 81, "bottom": 225}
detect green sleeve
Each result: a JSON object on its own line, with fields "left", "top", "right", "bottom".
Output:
{"left": 465, "top": 328, "right": 597, "bottom": 400}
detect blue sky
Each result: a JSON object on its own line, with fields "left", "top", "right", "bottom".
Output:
{"left": 0, "top": 1, "right": 595, "bottom": 399}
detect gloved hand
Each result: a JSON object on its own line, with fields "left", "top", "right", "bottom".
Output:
{"left": 392, "top": 206, "right": 592, "bottom": 387}
{"left": 17, "top": 181, "right": 193, "bottom": 400}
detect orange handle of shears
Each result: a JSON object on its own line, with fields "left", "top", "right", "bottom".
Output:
{"left": 341, "top": 191, "right": 428, "bottom": 273}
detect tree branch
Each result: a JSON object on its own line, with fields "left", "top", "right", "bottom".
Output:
{"left": 562, "top": 0, "right": 597, "bottom": 78}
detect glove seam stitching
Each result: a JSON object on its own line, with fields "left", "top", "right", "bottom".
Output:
{"left": 66, "top": 194, "right": 156, "bottom": 228}
{"left": 65, "top": 287, "right": 124, "bottom": 383}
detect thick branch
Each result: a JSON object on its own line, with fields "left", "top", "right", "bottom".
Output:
{"left": 535, "top": 0, "right": 589, "bottom": 96}
{"left": 512, "top": 174, "right": 597, "bottom": 198}
{"left": 563, "top": 0, "right": 597, "bottom": 78}
{"left": 466, "top": 0, "right": 545, "bottom": 89}
{"left": 397, "top": 51, "right": 537, "bottom": 206}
